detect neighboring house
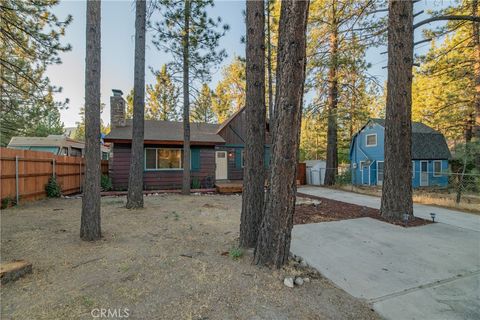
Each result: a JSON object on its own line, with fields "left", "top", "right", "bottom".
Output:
{"left": 349, "top": 119, "right": 451, "bottom": 188}
{"left": 104, "top": 89, "right": 271, "bottom": 190}
{"left": 8, "top": 135, "right": 110, "bottom": 159}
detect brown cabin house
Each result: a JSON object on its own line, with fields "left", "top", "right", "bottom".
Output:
{"left": 104, "top": 89, "right": 271, "bottom": 190}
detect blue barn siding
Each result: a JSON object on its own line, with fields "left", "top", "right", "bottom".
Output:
{"left": 350, "top": 123, "right": 384, "bottom": 185}
{"left": 350, "top": 122, "right": 449, "bottom": 188}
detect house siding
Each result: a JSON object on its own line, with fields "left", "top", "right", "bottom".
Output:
{"left": 350, "top": 121, "right": 449, "bottom": 188}
{"left": 110, "top": 143, "right": 216, "bottom": 190}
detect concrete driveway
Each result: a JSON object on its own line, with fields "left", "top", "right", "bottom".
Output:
{"left": 292, "top": 186, "right": 480, "bottom": 320}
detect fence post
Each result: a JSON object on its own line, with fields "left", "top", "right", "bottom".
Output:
{"left": 15, "top": 156, "right": 19, "bottom": 205}
{"left": 52, "top": 159, "right": 56, "bottom": 178}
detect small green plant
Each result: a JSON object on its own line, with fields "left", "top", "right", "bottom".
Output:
{"left": 191, "top": 177, "right": 201, "bottom": 189}
{"left": 101, "top": 175, "right": 113, "bottom": 191}
{"left": 81, "top": 295, "right": 94, "bottom": 308}
{"left": 229, "top": 247, "right": 243, "bottom": 260}
{"left": 45, "top": 176, "right": 61, "bottom": 198}
{"left": 336, "top": 169, "right": 352, "bottom": 186}
{"left": 1, "top": 197, "right": 14, "bottom": 209}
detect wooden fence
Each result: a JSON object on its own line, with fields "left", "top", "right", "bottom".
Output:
{"left": 0, "top": 147, "right": 108, "bottom": 203}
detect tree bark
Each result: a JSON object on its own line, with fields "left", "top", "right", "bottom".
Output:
{"left": 182, "top": 0, "right": 191, "bottom": 195}
{"left": 240, "top": 0, "right": 266, "bottom": 248}
{"left": 324, "top": 3, "right": 339, "bottom": 186}
{"left": 81, "top": 0, "right": 102, "bottom": 241}
{"left": 266, "top": 0, "right": 274, "bottom": 124}
{"left": 126, "top": 0, "right": 146, "bottom": 209}
{"left": 380, "top": 0, "right": 414, "bottom": 220}
{"left": 254, "top": 0, "right": 309, "bottom": 268}
{"left": 472, "top": 0, "right": 480, "bottom": 169}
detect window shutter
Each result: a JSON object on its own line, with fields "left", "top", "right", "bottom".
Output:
{"left": 191, "top": 148, "right": 200, "bottom": 172}
{"left": 235, "top": 148, "right": 242, "bottom": 169}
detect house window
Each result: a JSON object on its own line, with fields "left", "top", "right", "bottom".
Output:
{"left": 433, "top": 160, "right": 442, "bottom": 177}
{"left": 366, "top": 134, "right": 377, "bottom": 147}
{"left": 145, "top": 148, "right": 182, "bottom": 170}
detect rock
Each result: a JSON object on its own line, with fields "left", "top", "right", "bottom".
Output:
{"left": 295, "top": 255, "right": 302, "bottom": 263}
{"left": 300, "top": 260, "right": 308, "bottom": 268}
{"left": 284, "top": 277, "right": 294, "bottom": 288}
{"left": 303, "top": 277, "right": 310, "bottom": 283}
{"left": 294, "top": 277, "right": 304, "bottom": 286}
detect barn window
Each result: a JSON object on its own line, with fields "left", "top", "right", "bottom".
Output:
{"left": 145, "top": 148, "right": 182, "bottom": 170}
{"left": 433, "top": 160, "right": 442, "bottom": 177}
{"left": 366, "top": 134, "right": 377, "bottom": 147}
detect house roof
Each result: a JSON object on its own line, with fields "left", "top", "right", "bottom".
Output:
{"left": 352, "top": 118, "right": 451, "bottom": 160}
{"left": 104, "top": 120, "right": 225, "bottom": 144}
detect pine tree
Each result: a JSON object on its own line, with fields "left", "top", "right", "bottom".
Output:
{"left": 212, "top": 57, "right": 246, "bottom": 122}
{"left": 126, "top": 0, "right": 147, "bottom": 209}
{"left": 80, "top": 0, "right": 102, "bottom": 241}
{"left": 191, "top": 84, "right": 215, "bottom": 123}
{"left": 0, "top": 0, "right": 71, "bottom": 145}
{"left": 150, "top": 0, "right": 228, "bottom": 194}
{"left": 254, "top": 0, "right": 309, "bottom": 268}
{"left": 240, "top": 0, "right": 266, "bottom": 248}
{"left": 146, "top": 65, "right": 180, "bottom": 121}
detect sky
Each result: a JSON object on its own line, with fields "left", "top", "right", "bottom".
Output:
{"left": 46, "top": 0, "right": 455, "bottom": 128}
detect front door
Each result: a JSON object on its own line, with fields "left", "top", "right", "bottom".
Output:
{"left": 215, "top": 151, "right": 228, "bottom": 180}
{"left": 420, "top": 161, "right": 428, "bottom": 186}
{"left": 377, "top": 161, "right": 384, "bottom": 186}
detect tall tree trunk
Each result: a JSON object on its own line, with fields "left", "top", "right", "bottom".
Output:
{"left": 266, "top": 0, "right": 274, "bottom": 124}
{"left": 240, "top": 0, "right": 266, "bottom": 248}
{"left": 472, "top": 0, "right": 480, "bottom": 169}
{"left": 324, "top": 3, "right": 339, "bottom": 186}
{"left": 81, "top": 0, "right": 102, "bottom": 241}
{"left": 254, "top": 0, "right": 309, "bottom": 268}
{"left": 380, "top": 0, "right": 414, "bottom": 220}
{"left": 182, "top": 0, "right": 191, "bottom": 195}
{"left": 126, "top": 0, "right": 146, "bottom": 209}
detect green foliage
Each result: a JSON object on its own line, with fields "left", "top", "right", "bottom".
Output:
{"left": 191, "top": 84, "right": 216, "bottom": 123}
{"left": 335, "top": 169, "right": 352, "bottom": 186}
{"left": 228, "top": 247, "right": 243, "bottom": 260}
{"left": 191, "top": 177, "right": 201, "bottom": 189}
{"left": 45, "top": 176, "right": 61, "bottom": 198}
{"left": 146, "top": 65, "right": 180, "bottom": 121}
{"left": 101, "top": 175, "right": 113, "bottom": 191}
{"left": 72, "top": 104, "right": 110, "bottom": 141}
{"left": 0, "top": 0, "right": 71, "bottom": 146}
{"left": 150, "top": 0, "right": 229, "bottom": 83}
{"left": 1, "top": 197, "right": 15, "bottom": 209}
{"left": 413, "top": 0, "right": 476, "bottom": 143}
{"left": 212, "top": 57, "right": 246, "bottom": 122}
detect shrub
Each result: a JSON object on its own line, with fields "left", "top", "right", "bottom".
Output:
{"left": 191, "top": 177, "right": 201, "bottom": 189}
{"left": 1, "top": 197, "right": 15, "bottom": 209}
{"left": 101, "top": 175, "right": 113, "bottom": 191}
{"left": 229, "top": 247, "right": 243, "bottom": 260}
{"left": 45, "top": 176, "right": 61, "bottom": 198}
{"left": 336, "top": 169, "right": 352, "bottom": 186}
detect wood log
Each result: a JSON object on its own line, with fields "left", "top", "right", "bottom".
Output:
{"left": 0, "top": 260, "right": 32, "bottom": 284}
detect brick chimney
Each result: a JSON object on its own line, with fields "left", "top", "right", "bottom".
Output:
{"left": 110, "top": 89, "right": 126, "bottom": 128}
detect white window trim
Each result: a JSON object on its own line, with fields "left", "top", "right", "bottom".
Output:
{"left": 144, "top": 147, "right": 183, "bottom": 171}
{"left": 433, "top": 160, "right": 442, "bottom": 177}
{"left": 365, "top": 133, "right": 377, "bottom": 147}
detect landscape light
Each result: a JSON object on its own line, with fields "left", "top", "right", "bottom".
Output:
{"left": 403, "top": 213, "right": 409, "bottom": 226}
{"left": 430, "top": 213, "right": 436, "bottom": 222}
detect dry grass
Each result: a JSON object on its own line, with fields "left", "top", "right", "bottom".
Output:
{"left": 1, "top": 194, "right": 379, "bottom": 320}
{"left": 336, "top": 185, "right": 480, "bottom": 214}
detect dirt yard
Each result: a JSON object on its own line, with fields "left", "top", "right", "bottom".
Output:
{"left": 1, "top": 194, "right": 379, "bottom": 320}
